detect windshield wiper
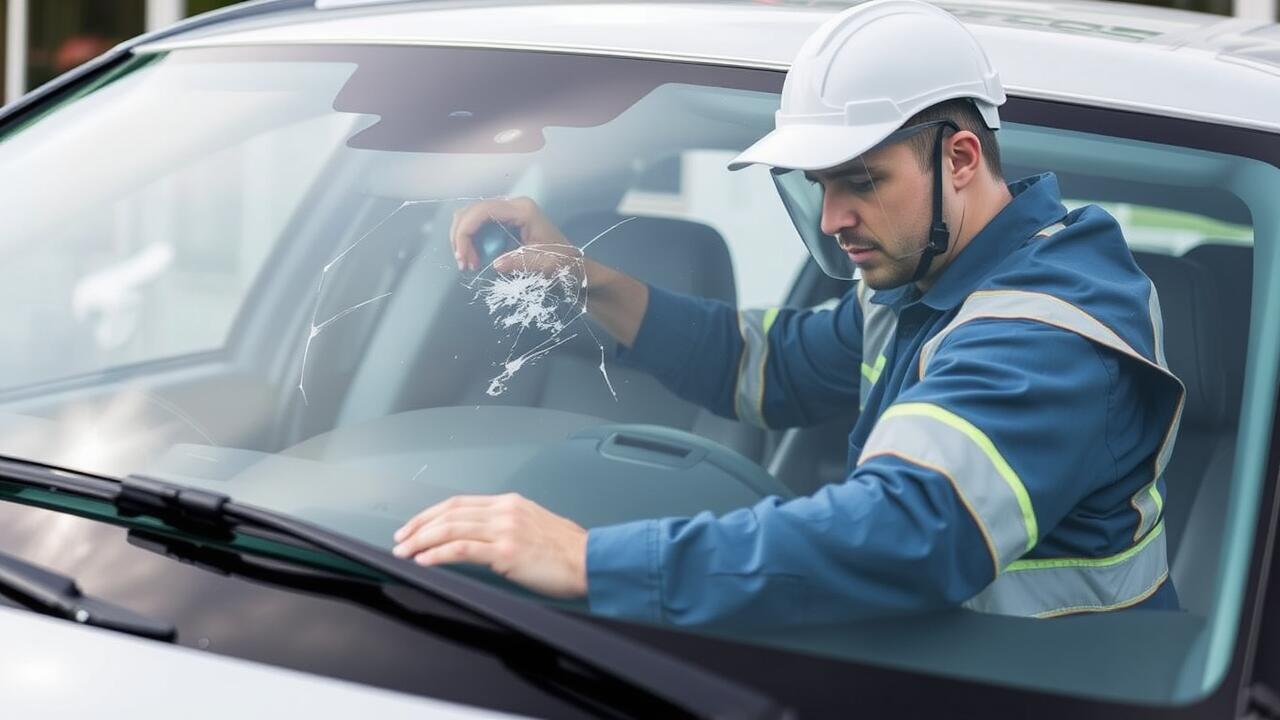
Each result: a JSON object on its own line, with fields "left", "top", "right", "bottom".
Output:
{"left": 126, "top": 528, "right": 506, "bottom": 638}
{"left": 0, "top": 549, "right": 175, "bottom": 641}
{"left": 126, "top": 530, "right": 686, "bottom": 718}
{"left": 0, "top": 457, "right": 791, "bottom": 720}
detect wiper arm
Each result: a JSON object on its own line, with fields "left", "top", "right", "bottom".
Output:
{"left": 114, "top": 475, "right": 793, "bottom": 720}
{"left": 0, "top": 459, "right": 790, "bottom": 720}
{"left": 0, "top": 549, "right": 176, "bottom": 641}
{"left": 126, "top": 529, "right": 505, "bottom": 639}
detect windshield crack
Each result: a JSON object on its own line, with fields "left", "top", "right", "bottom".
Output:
{"left": 465, "top": 216, "right": 635, "bottom": 399}
{"left": 296, "top": 201, "right": 635, "bottom": 406}
{"left": 297, "top": 198, "right": 494, "bottom": 406}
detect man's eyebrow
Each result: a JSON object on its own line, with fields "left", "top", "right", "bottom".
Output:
{"left": 804, "top": 163, "right": 879, "bottom": 184}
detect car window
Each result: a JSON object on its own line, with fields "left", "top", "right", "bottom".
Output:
{"left": 0, "top": 44, "right": 1277, "bottom": 711}
{"left": 1065, "top": 199, "right": 1253, "bottom": 256}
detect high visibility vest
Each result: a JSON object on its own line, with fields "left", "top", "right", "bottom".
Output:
{"left": 853, "top": 222, "right": 1183, "bottom": 618}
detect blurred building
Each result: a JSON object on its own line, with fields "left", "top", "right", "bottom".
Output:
{"left": 4, "top": 0, "right": 239, "bottom": 104}
{"left": 3, "top": 0, "right": 1280, "bottom": 104}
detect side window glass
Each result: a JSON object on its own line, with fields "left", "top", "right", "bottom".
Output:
{"left": 1066, "top": 199, "right": 1253, "bottom": 256}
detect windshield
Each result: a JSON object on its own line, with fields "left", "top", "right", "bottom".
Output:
{"left": 1, "top": 44, "right": 1276, "bottom": 710}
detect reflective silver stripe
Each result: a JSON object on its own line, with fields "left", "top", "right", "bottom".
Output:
{"left": 918, "top": 288, "right": 1186, "bottom": 544}
{"left": 1148, "top": 279, "right": 1169, "bottom": 371}
{"left": 1130, "top": 480, "right": 1161, "bottom": 544}
{"left": 860, "top": 403, "right": 1035, "bottom": 574}
{"left": 964, "top": 522, "right": 1169, "bottom": 618}
{"left": 918, "top": 290, "right": 1143, "bottom": 373}
{"left": 1132, "top": 279, "right": 1179, "bottom": 540}
{"left": 921, "top": 292, "right": 1184, "bottom": 438}
{"left": 735, "top": 309, "right": 773, "bottom": 428}
{"left": 855, "top": 280, "right": 898, "bottom": 410}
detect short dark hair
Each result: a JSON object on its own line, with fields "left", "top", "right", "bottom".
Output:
{"left": 901, "top": 98, "right": 1002, "bottom": 179}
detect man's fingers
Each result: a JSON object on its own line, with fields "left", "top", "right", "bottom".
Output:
{"left": 450, "top": 201, "right": 494, "bottom": 270}
{"left": 450, "top": 208, "right": 478, "bottom": 271}
{"left": 398, "top": 507, "right": 496, "bottom": 544}
{"left": 493, "top": 247, "right": 540, "bottom": 274}
{"left": 492, "top": 245, "right": 583, "bottom": 276}
{"left": 411, "top": 540, "right": 497, "bottom": 568}
{"left": 392, "top": 520, "right": 495, "bottom": 559}
{"left": 453, "top": 200, "right": 527, "bottom": 265}
{"left": 395, "top": 495, "right": 500, "bottom": 541}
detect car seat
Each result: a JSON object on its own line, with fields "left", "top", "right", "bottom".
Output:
{"left": 1133, "top": 249, "right": 1245, "bottom": 617}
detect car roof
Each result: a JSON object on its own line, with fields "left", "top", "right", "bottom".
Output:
{"left": 138, "top": 0, "right": 1280, "bottom": 133}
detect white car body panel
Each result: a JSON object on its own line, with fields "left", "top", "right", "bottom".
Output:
{"left": 0, "top": 605, "right": 521, "bottom": 719}
{"left": 139, "top": 0, "right": 1280, "bottom": 131}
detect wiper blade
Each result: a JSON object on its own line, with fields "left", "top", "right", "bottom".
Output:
{"left": 0, "top": 460, "right": 790, "bottom": 720}
{"left": 0, "top": 549, "right": 176, "bottom": 641}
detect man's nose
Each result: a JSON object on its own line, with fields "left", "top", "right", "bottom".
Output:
{"left": 819, "top": 191, "right": 858, "bottom": 238}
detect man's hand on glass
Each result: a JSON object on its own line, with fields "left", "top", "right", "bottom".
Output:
{"left": 449, "top": 197, "right": 651, "bottom": 349}
{"left": 389, "top": 198, "right": 657, "bottom": 598}
{"left": 393, "top": 493, "right": 589, "bottom": 599}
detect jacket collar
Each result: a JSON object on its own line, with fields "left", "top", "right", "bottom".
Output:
{"left": 870, "top": 173, "right": 1068, "bottom": 311}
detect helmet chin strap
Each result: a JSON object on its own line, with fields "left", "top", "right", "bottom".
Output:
{"left": 910, "top": 123, "right": 954, "bottom": 283}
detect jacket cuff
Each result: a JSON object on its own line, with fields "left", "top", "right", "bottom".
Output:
{"left": 586, "top": 520, "right": 663, "bottom": 623}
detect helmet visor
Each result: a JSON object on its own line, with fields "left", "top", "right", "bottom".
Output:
{"left": 770, "top": 166, "right": 856, "bottom": 280}
{"left": 769, "top": 120, "right": 958, "bottom": 281}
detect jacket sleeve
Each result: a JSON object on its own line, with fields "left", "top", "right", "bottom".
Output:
{"left": 617, "top": 284, "right": 863, "bottom": 428}
{"left": 587, "top": 320, "right": 1126, "bottom": 627}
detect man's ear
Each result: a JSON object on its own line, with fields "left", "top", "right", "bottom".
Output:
{"left": 946, "top": 130, "right": 982, "bottom": 190}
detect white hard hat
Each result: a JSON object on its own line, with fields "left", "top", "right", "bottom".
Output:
{"left": 729, "top": 0, "right": 1005, "bottom": 172}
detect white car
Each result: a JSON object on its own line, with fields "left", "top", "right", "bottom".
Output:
{"left": 0, "top": 0, "right": 1277, "bottom": 717}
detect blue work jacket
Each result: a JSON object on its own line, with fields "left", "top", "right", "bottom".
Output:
{"left": 586, "top": 173, "right": 1184, "bottom": 627}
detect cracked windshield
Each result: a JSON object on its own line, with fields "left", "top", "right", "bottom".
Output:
{"left": 0, "top": 41, "right": 1264, "bottom": 704}
{"left": 0, "top": 45, "right": 807, "bottom": 579}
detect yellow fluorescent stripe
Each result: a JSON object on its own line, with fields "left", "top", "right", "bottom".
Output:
{"left": 882, "top": 402, "right": 1038, "bottom": 550}
{"left": 861, "top": 354, "right": 887, "bottom": 384}
{"left": 762, "top": 308, "right": 780, "bottom": 335}
{"left": 1007, "top": 521, "right": 1165, "bottom": 572}
{"left": 1148, "top": 484, "right": 1164, "bottom": 516}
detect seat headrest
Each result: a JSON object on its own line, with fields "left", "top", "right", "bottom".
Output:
{"left": 561, "top": 212, "right": 737, "bottom": 305}
{"left": 1133, "top": 253, "right": 1227, "bottom": 429}
{"left": 1184, "top": 244, "right": 1252, "bottom": 423}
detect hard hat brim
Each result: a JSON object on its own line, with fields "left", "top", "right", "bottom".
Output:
{"left": 727, "top": 120, "right": 904, "bottom": 172}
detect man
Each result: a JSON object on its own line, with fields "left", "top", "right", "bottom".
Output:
{"left": 392, "top": 0, "right": 1185, "bottom": 626}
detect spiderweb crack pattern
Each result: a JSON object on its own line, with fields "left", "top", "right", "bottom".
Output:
{"left": 465, "top": 216, "right": 636, "bottom": 398}
{"left": 296, "top": 198, "right": 635, "bottom": 407}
